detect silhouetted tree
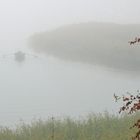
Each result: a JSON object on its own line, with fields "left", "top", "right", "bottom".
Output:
{"left": 115, "top": 38, "right": 140, "bottom": 139}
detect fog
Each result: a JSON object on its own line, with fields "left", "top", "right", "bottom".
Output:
{"left": 0, "top": 0, "right": 140, "bottom": 126}
{"left": 29, "top": 22, "right": 140, "bottom": 71}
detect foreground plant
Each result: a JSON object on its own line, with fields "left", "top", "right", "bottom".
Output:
{"left": 114, "top": 90, "right": 140, "bottom": 140}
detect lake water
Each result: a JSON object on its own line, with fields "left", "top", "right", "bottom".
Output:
{"left": 0, "top": 39, "right": 139, "bottom": 127}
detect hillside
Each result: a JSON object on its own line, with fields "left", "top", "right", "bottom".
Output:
{"left": 29, "top": 22, "right": 140, "bottom": 71}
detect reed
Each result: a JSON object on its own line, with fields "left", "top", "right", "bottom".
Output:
{"left": 0, "top": 112, "right": 138, "bottom": 140}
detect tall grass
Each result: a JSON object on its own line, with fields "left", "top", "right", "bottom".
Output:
{"left": 0, "top": 112, "right": 139, "bottom": 140}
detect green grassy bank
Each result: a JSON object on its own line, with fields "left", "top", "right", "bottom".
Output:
{"left": 0, "top": 112, "right": 139, "bottom": 140}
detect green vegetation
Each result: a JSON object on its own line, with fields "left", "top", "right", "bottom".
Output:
{"left": 0, "top": 112, "right": 139, "bottom": 140}
{"left": 29, "top": 22, "right": 140, "bottom": 71}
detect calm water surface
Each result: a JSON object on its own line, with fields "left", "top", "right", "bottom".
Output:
{"left": 0, "top": 39, "right": 139, "bottom": 127}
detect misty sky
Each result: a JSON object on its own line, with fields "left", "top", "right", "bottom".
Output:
{"left": 0, "top": 0, "right": 140, "bottom": 42}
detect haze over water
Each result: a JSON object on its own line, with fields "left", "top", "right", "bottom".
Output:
{"left": 0, "top": 0, "right": 140, "bottom": 126}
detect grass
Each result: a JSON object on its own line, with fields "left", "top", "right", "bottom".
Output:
{"left": 0, "top": 112, "right": 139, "bottom": 140}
